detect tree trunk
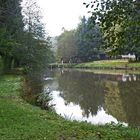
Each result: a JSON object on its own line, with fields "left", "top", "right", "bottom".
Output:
{"left": 13, "top": 58, "right": 20, "bottom": 68}
{"left": 2, "top": 56, "right": 13, "bottom": 73}
{"left": 135, "top": 54, "right": 140, "bottom": 62}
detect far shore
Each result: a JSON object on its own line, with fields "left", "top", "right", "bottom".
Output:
{"left": 49, "top": 59, "right": 140, "bottom": 70}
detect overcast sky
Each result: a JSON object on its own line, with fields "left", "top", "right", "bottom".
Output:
{"left": 37, "top": 0, "right": 90, "bottom": 37}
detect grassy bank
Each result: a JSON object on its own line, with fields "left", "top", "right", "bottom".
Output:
{"left": 75, "top": 60, "right": 140, "bottom": 70}
{"left": 50, "top": 60, "right": 140, "bottom": 70}
{"left": 0, "top": 75, "right": 140, "bottom": 140}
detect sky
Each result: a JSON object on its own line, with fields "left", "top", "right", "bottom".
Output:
{"left": 37, "top": 0, "right": 90, "bottom": 37}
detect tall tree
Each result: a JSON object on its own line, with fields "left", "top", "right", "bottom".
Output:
{"left": 0, "top": 0, "right": 24, "bottom": 71}
{"left": 0, "top": 0, "right": 54, "bottom": 74}
{"left": 20, "top": 0, "right": 53, "bottom": 73}
{"left": 84, "top": 0, "right": 140, "bottom": 60}
{"left": 76, "top": 16, "right": 103, "bottom": 62}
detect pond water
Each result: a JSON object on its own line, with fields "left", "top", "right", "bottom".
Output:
{"left": 44, "top": 69, "right": 140, "bottom": 126}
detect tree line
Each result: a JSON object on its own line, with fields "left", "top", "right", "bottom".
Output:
{"left": 1, "top": 0, "right": 139, "bottom": 71}
{"left": 0, "top": 0, "right": 54, "bottom": 74}
{"left": 57, "top": 0, "right": 140, "bottom": 63}
{"left": 56, "top": 16, "right": 104, "bottom": 63}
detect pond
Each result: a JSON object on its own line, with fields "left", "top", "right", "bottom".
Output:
{"left": 44, "top": 69, "right": 140, "bottom": 127}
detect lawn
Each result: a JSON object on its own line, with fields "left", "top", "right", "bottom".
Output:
{"left": 0, "top": 75, "right": 140, "bottom": 140}
{"left": 75, "top": 60, "right": 140, "bottom": 69}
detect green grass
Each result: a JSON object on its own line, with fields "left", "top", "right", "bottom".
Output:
{"left": 0, "top": 75, "right": 140, "bottom": 140}
{"left": 50, "top": 60, "right": 140, "bottom": 70}
{"left": 128, "top": 62, "right": 140, "bottom": 68}
{"left": 74, "top": 60, "right": 140, "bottom": 69}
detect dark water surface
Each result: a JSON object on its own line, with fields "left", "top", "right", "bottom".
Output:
{"left": 44, "top": 69, "right": 140, "bottom": 126}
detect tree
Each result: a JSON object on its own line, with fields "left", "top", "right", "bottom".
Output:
{"left": 0, "top": 0, "right": 54, "bottom": 74}
{"left": 57, "top": 30, "right": 78, "bottom": 63}
{"left": 0, "top": 0, "right": 24, "bottom": 71}
{"left": 18, "top": 0, "right": 53, "bottom": 74}
{"left": 84, "top": 0, "right": 140, "bottom": 60}
{"left": 75, "top": 16, "right": 103, "bottom": 62}
{"left": 56, "top": 17, "right": 103, "bottom": 63}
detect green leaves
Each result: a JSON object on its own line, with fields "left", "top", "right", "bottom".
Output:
{"left": 57, "top": 30, "right": 78, "bottom": 62}
{"left": 84, "top": 0, "right": 140, "bottom": 59}
{"left": 0, "top": 0, "right": 53, "bottom": 73}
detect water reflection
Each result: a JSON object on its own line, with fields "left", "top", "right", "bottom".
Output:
{"left": 50, "top": 91, "right": 119, "bottom": 125}
{"left": 44, "top": 69, "right": 140, "bottom": 126}
{"left": 22, "top": 72, "right": 44, "bottom": 105}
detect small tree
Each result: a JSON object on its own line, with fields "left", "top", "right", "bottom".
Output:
{"left": 57, "top": 30, "right": 78, "bottom": 63}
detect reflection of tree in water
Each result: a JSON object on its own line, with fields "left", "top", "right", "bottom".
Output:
{"left": 119, "top": 79, "right": 140, "bottom": 126}
{"left": 51, "top": 70, "right": 140, "bottom": 126}
{"left": 104, "top": 81, "right": 127, "bottom": 122}
{"left": 22, "top": 73, "right": 44, "bottom": 105}
{"left": 57, "top": 70, "right": 106, "bottom": 117}
{"left": 104, "top": 75, "right": 140, "bottom": 126}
